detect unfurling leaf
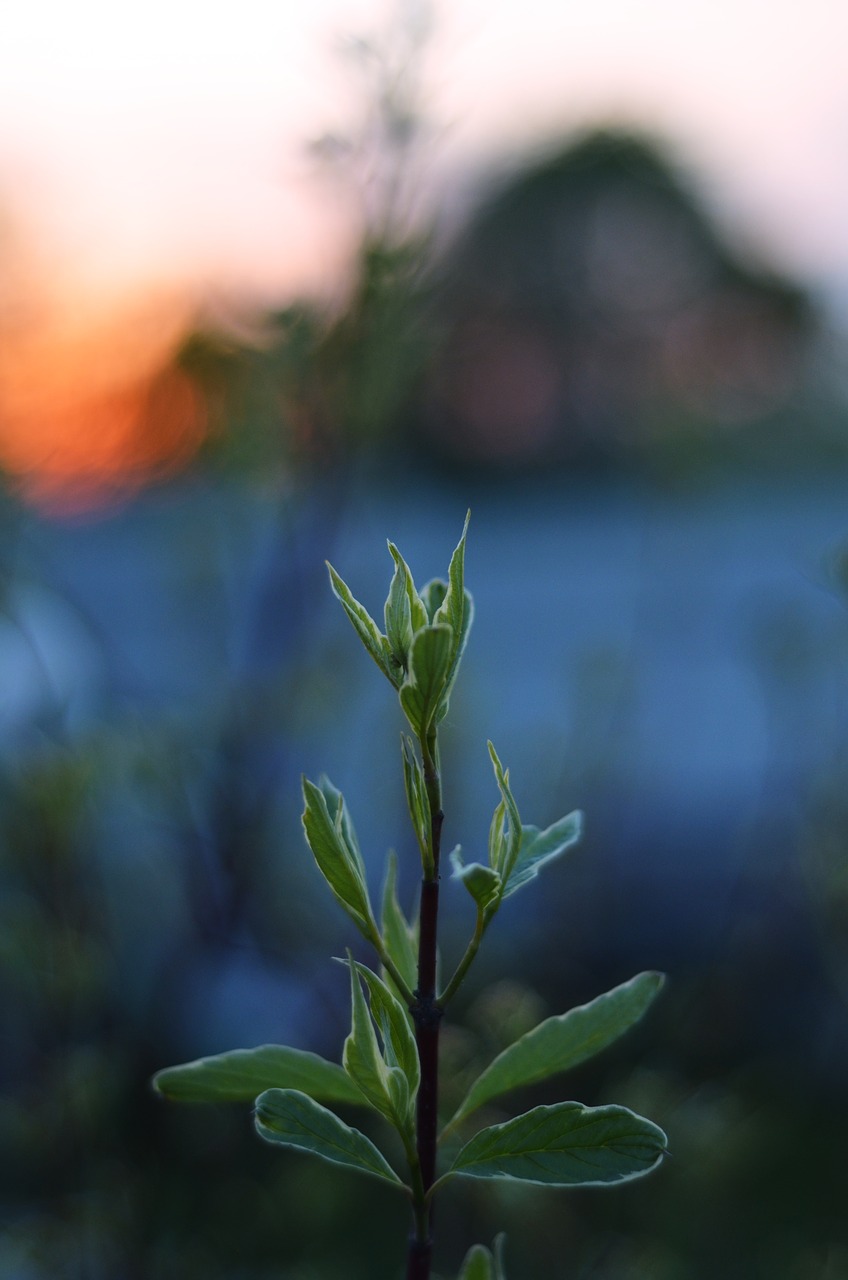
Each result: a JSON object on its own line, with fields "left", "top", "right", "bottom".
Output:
{"left": 384, "top": 547, "right": 415, "bottom": 672}
{"left": 255, "top": 1089, "right": 405, "bottom": 1187}
{"left": 327, "top": 562, "right": 397, "bottom": 686}
{"left": 351, "top": 961, "right": 419, "bottom": 1106}
{"left": 302, "top": 777, "right": 374, "bottom": 937}
{"left": 381, "top": 851, "right": 418, "bottom": 997}
{"left": 446, "top": 972, "right": 666, "bottom": 1128}
{"left": 343, "top": 957, "right": 412, "bottom": 1134}
{"left": 153, "top": 1045, "right": 363, "bottom": 1107}
{"left": 401, "top": 735, "right": 431, "bottom": 860}
{"left": 399, "top": 624, "right": 453, "bottom": 737}
{"left": 433, "top": 511, "right": 474, "bottom": 718}
{"left": 487, "top": 743, "right": 522, "bottom": 885}
{"left": 457, "top": 1237, "right": 508, "bottom": 1280}
{"left": 448, "top": 1101, "right": 667, "bottom": 1187}
{"left": 419, "top": 577, "right": 447, "bottom": 622}
{"left": 458, "top": 1245, "right": 494, "bottom": 1280}
{"left": 344, "top": 956, "right": 397, "bottom": 1111}
{"left": 503, "top": 812, "right": 583, "bottom": 898}
{"left": 450, "top": 847, "right": 501, "bottom": 913}
{"left": 387, "top": 543, "right": 428, "bottom": 637}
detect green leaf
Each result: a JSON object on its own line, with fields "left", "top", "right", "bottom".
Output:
{"left": 420, "top": 577, "right": 447, "bottom": 622}
{"left": 399, "top": 624, "right": 453, "bottom": 737}
{"left": 384, "top": 546, "right": 414, "bottom": 672}
{"left": 327, "top": 562, "right": 397, "bottom": 687}
{"left": 447, "top": 972, "right": 666, "bottom": 1129}
{"left": 255, "top": 1088, "right": 405, "bottom": 1188}
{"left": 352, "top": 961, "right": 419, "bottom": 1107}
{"left": 448, "top": 1101, "right": 667, "bottom": 1187}
{"left": 487, "top": 797, "right": 507, "bottom": 881}
{"left": 458, "top": 1245, "right": 494, "bottom": 1280}
{"left": 343, "top": 956, "right": 394, "bottom": 1110}
{"left": 152, "top": 1045, "right": 364, "bottom": 1106}
{"left": 502, "top": 812, "right": 583, "bottom": 899}
{"left": 401, "top": 735, "right": 431, "bottom": 862}
{"left": 319, "top": 775, "right": 366, "bottom": 874}
{"left": 343, "top": 957, "right": 410, "bottom": 1132}
{"left": 302, "top": 777, "right": 374, "bottom": 937}
{"left": 388, "top": 543, "right": 428, "bottom": 630}
{"left": 450, "top": 847, "right": 501, "bottom": 913}
{"left": 381, "top": 851, "right": 418, "bottom": 998}
{"left": 433, "top": 512, "right": 473, "bottom": 718}
{"left": 487, "top": 743, "right": 522, "bottom": 885}
{"left": 457, "top": 1239, "right": 508, "bottom": 1280}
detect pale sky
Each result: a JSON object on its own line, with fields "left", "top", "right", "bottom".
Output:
{"left": 3, "top": 0, "right": 848, "bottom": 318}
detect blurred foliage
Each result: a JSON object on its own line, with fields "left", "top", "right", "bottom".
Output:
{"left": 152, "top": 127, "right": 848, "bottom": 494}
{"left": 179, "top": 0, "right": 439, "bottom": 485}
{"left": 179, "top": 237, "right": 435, "bottom": 481}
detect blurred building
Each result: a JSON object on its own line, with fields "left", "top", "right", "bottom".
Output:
{"left": 114, "top": 128, "right": 826, "bottom": 489}
{"left": 416, "top": 130, "right": 815, "bottom": 471}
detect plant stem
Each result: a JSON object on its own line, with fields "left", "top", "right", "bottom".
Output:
{"left": 369, "top": 922, "right": 416, "bottom": 1008}
{"left": 438, "top": 905, "right": 486, "bottom": 1008}
{"left": 407, "top": 727, "right": 444, "bottom": 1280}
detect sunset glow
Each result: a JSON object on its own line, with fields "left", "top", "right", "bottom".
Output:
{"left": 0, "top": 299, "right": 205, "bottom": 511}
{"left": 2, "top": 0, "right": 848, "bottom": 506}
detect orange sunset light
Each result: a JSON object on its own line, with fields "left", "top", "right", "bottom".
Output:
{"left": 3, "top": 0, "right": 848, "bottom": 510}
{"left": 0, "top": 297, "right": 206, "bottom": 513}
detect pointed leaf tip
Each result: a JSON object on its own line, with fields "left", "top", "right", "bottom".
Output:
{"left": 326, "top": 561, "right": 397, "bottom": 686}
{"left": 503, "top": 810, "right": 583, "bottom": 898}
{"left": 381, "top": 850, "right": 418, "bottom": 996}
{"left": 447, "top": 970, "right": 667, "bottom": 1128}
{"left": 432, "top": 513, "right": 473, "bottom": 719}
{"left": 152, "top": 1044, "right": 363, "bottom": 1106}
{"left": 458, "top": 1245, "right": 494, "bottom": 1280}
{"left": 301, "top": 776, "right": 374, "bottom": 937}
{"left": 255, "top": 1089, "right": 405, "bottom": 1187}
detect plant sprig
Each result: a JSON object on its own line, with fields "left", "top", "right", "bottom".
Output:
{"left": 153, "top": 514, "right": 667, "bottom": 1279}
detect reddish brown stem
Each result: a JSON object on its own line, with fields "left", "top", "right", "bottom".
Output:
{"left": 407, "top": 1236, "right": 434, "bottom": 1280}
{"left": 407, "top": 803, "right": 443, "bottom": 1280}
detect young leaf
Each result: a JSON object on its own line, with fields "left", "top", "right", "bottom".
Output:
{"left": 419, "top": 577, "right": 447, "bottom": 622}
{"left": 343, "top": 958, "right": 410, "bottom": 1131}
{"left": 319, "top": 775, "right": 366, "bottom": 876}
{"left": 401, "top": 735, "right": 431, "bottom": 862}
{"left": 344, "top": 958, "right": 394, "bottom": 1108}
{"left": 327, "top": 562, "right": 398, "bottom": 687}
{"left": 457, "top": 1239, "right": 508, "bottom": 1280}
{"left": 388, "top": 542, "right": 428, "bottom": 632}
{"left": 448, "top": 1101, "right": 667, "bottom": 1187}
{"left": 487, "top": 797, "right": 507, "bottom": 878}
{"left": 458, "top": 1245, "right": 494, "bottom": 1280}
{"left": 352, "top": 961, "right": 419, "bottom": 1107}
{"left": 502, "top": 812, "right": 583, "bottom": 899}
{"left": 384, "top": 547, "right": 414, "bottom": 672}
{"left": 399, "top": 624, "right": 453, "bottom": 737}
{"left": 487, "top": 743, "right": 522, "bottom": 884}
{"left": 381, "top": 851, "right": 418, "bottom": 997}
{"left": 446, "top": 972, "right": 666, "bottom": 1128}
{"left": 255, "top": 1088, "right": 405, "bottom": 1188}
{"left": 153, "top": 1045, "right": 364, "bottom": 1107}
{"left": 450, "top": 847, "right": 501, "bottom": 913}
{"left": 433, "top": 512, "right": 473, "bottom": 718}
{"left": 302, "top": 777, "right": 374, "bottom": 937}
